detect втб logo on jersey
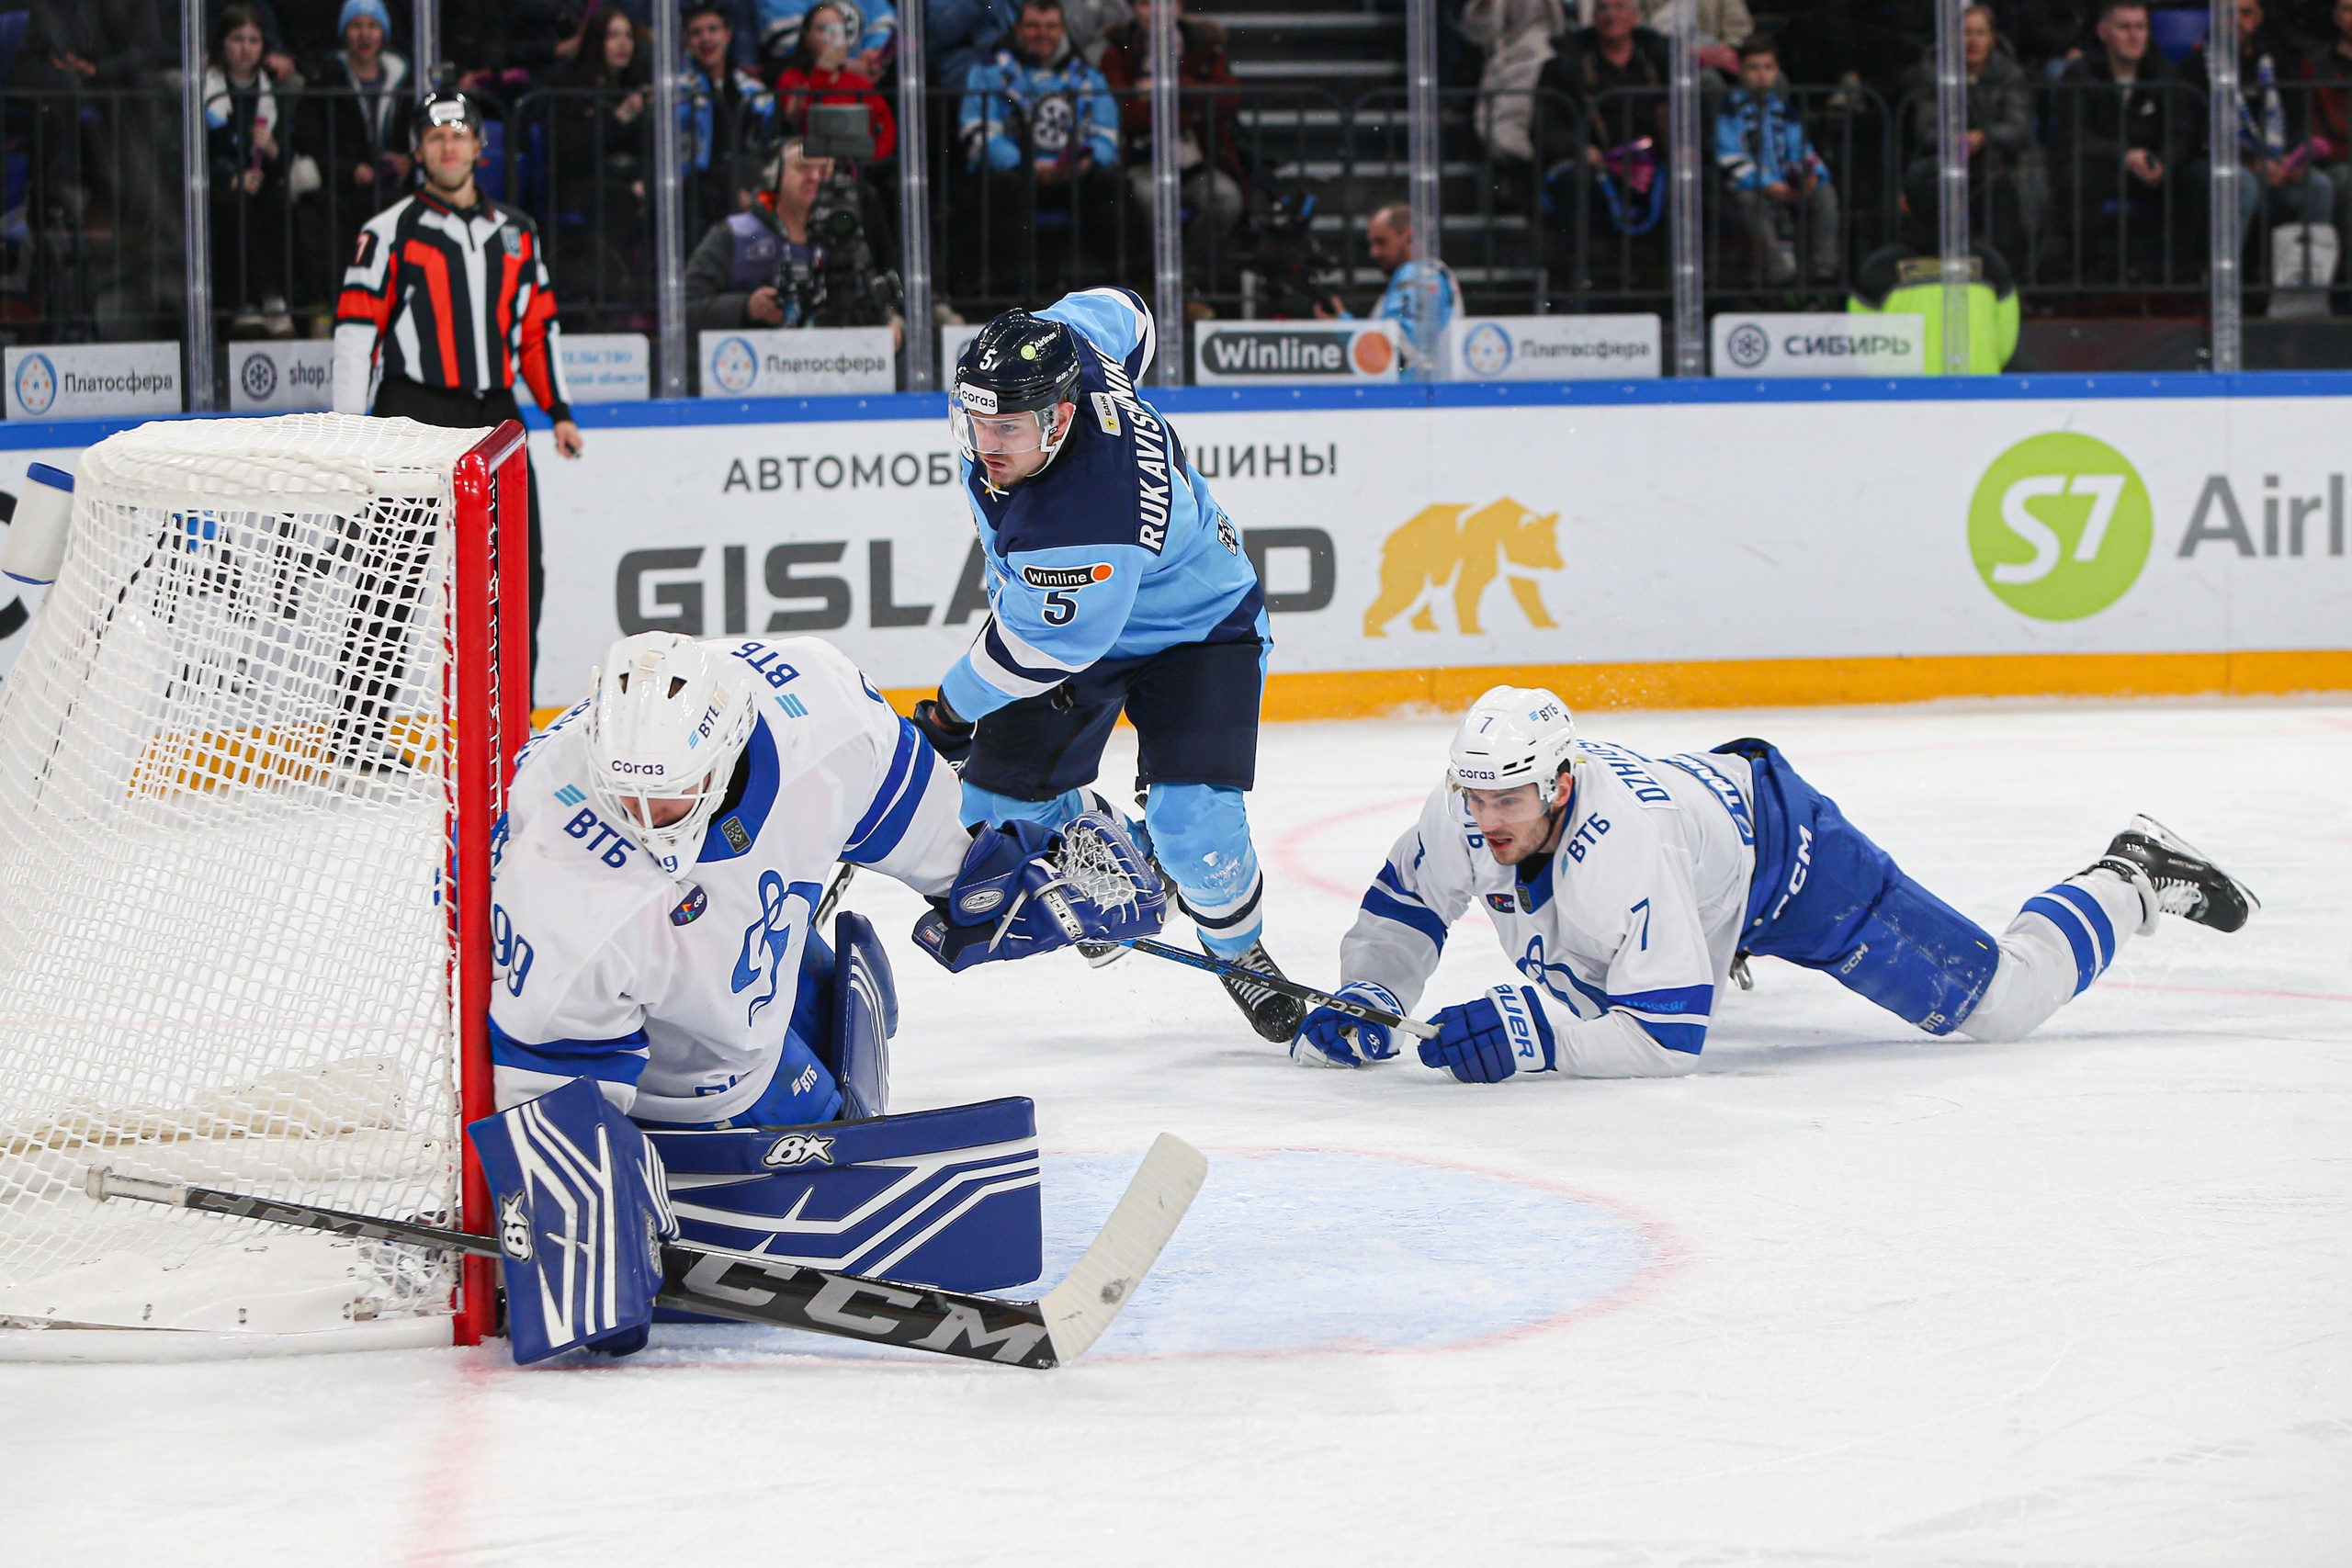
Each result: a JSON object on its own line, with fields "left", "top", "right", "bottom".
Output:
{"left": 761, "top": 1132, "right": 835, "bottom": 1168}
{"left": 1968, "top": 433, "right": 2153, "bottom": 620}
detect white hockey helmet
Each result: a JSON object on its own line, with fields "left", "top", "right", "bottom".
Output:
{"left": 1448, "top": 685, "right": 1578, "bottom": 806}
{"left": 583, "top": 632, "right": 758, "bottom": 874}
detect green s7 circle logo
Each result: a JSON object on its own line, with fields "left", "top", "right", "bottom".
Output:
{"left": 1968, "top": 433, "right": 2153, "bottom": 620}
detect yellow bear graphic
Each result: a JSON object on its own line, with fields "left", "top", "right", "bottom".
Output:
{"left": 1363, "top": 496, "right": 1564, "bottom": 637}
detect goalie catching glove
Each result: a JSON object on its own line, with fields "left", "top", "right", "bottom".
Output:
{"left": 913, "top": 809, "right": 1167, "bottom": 970}
{"left": 1417, "top": 985, "right": 1557, "bottom": 1084}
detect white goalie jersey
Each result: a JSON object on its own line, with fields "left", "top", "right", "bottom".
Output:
{"left": 489, "top": 637, "right": 967, "bottom": 1123}
{"left": 1342, "top": 742, "right": 1760, "bottom": 1077}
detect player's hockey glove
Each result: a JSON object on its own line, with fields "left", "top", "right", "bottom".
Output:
{"left": 1418, "top": 985, "right": 1556, "bottom": 1084}
{"left": 1292, "top": 981, "right": 1405, "bottom": 1068}
{"left": 912, "top": 811, "right": 1167, "bottom": 971}
{"left": 910, "top": 691, "right": 975, "bottom": 768}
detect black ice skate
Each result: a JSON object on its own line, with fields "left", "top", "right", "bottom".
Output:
{"left": 2092, "top": 815, "right": 2259, "bottom": 934}
{"left": 1212, "top": 940, "right": 1309, "bottom": 1043}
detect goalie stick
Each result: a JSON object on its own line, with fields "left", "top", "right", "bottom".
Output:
{"left": 83, "top": 1134, "right": 1205, "bottom": 1370}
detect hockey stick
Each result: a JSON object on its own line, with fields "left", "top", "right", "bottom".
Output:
{"left": 1120, "top": 939, "right": 1442, "bottom": 1040}
{"left": 83, "top": 1134, "right": 1205, "bottom": 1370}
{"left": 814, "top": 861, "right": 856, "bottom": 925}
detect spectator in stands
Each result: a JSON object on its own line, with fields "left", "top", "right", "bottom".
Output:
{"left": 208, "top": 0, "right": 301, "bottom": 83}
{"left": 1097, "top": 0, "right": 1246, "bottom": 264}
{"left": 684, "top": 137, "right": 905, "bottom": 344}
{"left": 1902, "top": 3, "right": 2036, "bottom": 267}
{"left": 1717, "top": 34, "right": 1840, "bottom": 285}
{"left": 683, "top": 1, "right": 780, "bottom": 235}
{"left": 454, "top": 1, "right": 589, "bottom": 88}
{"left": 775, "top": 2, "right": 899, "bottom": 157}
{"left": 1461, "top": 0, "right": 1564, "bottom": 176}
{"left": 292, "top": 0, "right": 413, "bottom": 310}
{"left": 1315, "top": 203, "right": 1461, "bottom": 379}
{"left": 958, "top": 0, "right": 1126, "bottom": 290}
{"left": 756, "top": 0, "right": 895, "bottom": 79}
{"left": 1634, "top": 0, "right": 1749, "bottom": 73}
{"left": 2188, "top": 0, "right": 2335, "bottom": 288}
{"left": 2308, "top": 0, "right": 2352, "bottom": 274}
{"left": 550, "top": 5, "right": 654, "bottom": 310}
{"left": 2047, "top": 0, "right": 2192, "bottom": 285}
{"left": 1849, "top": 163, "right": 2019, "bottom": 373}
{"left": 1536, "top": 0, "right": 1672, "bottom": 268}
{"left": 209, "top": 5, "right": 296, "bottom": 338}
{"left": 933, "top": 0, "right": 1021, "bottom": 85}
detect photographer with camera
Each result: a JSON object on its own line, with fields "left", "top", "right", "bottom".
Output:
{"left": 683, "top": 126, "right": 904, "bottom": 348}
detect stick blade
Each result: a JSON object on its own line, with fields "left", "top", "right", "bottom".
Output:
{"left": 1040, "top": 1133, "right": 1206, "bottom": 1364}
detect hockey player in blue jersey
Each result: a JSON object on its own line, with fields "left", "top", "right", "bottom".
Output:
{"left": 905, "top": 287, "right": 1305, "bottom": 1041}
{"left": 1295, "top": 685, "right": 2257, "bottom": 1081}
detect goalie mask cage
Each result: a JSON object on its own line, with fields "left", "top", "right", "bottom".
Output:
{"left": 0, "top": 414, "right": 528, "bottom": 1358}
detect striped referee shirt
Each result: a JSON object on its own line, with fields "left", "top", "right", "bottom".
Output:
{"left": 332, "top": 190, "right": 572, "bottom": 420}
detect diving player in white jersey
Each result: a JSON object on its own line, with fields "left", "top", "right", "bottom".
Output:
{"left": 489, "top": 630, "right": 1154, "bottom": 1126}
{"left": 905, "top": 287, "right": 1304, "bottom": 1042}
{"left": 1296, "top": 685, "right": 2258, "bottom": 1082}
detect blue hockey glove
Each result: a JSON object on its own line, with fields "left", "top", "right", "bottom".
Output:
{"left": 913, "top": 810, "right": 1166, "bottom": 972}
{"left": 910, "top": 693, "right": 975, "bottom": 768}
{"left": 465, "top": 1076, "right": 680, "bottom": 1364}
{"left": 1292, "top": 980, "right": 1405, "bottom": 1068}
{"left": 1417, "top": 985, "right": 1557, "bottom": 1084}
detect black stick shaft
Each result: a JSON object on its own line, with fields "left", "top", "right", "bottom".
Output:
{"left": 1124, "top": 939, "right": 1439, "bottom": 1039}
{"left": 86, "top": 1169, "right": 1060, "bottom": 1369}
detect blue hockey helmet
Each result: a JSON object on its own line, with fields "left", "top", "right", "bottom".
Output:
{"left": 951, "top": 311, "right": 1083, "bottom": 467}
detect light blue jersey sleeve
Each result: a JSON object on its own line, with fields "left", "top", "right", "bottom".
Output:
{"left": 1039, "top": 286, "right": 1157, "bottom": 383}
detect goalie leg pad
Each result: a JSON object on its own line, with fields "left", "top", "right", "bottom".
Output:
{"left": 643, "top": 1097, "right": 1043, "bottom": 1301}
{"left": 465, "top": 1075, "right": 680, "bottom": 1364}
{"left": 820, "top": 911, "right": 895, "bottom": 1121}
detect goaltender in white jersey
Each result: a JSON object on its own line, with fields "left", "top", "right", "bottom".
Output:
{"left": 490, "top": 633, "right": 968, "bottom": 1125}
{"left": 1299, "top": 686, "right": 2256, "bottom": 1082}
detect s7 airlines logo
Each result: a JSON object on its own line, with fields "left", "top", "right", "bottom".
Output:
{"left": 1968, "top": 434, "right": 2153, "bottom": 621}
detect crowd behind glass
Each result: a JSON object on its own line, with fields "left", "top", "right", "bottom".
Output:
{"left": 13, "top": 0, "right": 2352, "bottom": 378}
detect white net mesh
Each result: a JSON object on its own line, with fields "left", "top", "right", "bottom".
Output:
{"left": 0, "top": 415, "right": 489, "bottom": 1331}
{"left": 1056, "top": 817, "right": 1143, "bottom": 916}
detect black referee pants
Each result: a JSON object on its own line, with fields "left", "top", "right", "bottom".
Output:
{"left": 369, "top": 378, "right": 548, "bottom": 677}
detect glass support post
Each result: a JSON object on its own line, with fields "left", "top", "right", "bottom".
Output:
{"left": 651, "top": 1, "right": 687, "bottom": 397}
{"left": 898, "top": 0, "right": 934, "bottom": 389}
{"left": 413, "top": 0, "right": 439, "bottom": 88}
{"left": 1667, "top": 0, "right": 1703, "bottom": 376}
{"left": 1935, "top": 0, "right": 1971, "bottom": 375}
{"left": 1150, "top": 0, "right": 1184, "bottom": 386}
{"left": 181, "top": 0, "right": 215, "bottom": 412}
{"left": 1406, "top": 0, "right": 1443, "bottom": 376}
{"left": 2208, "top": 0, "right": 2242, "bottom": 371}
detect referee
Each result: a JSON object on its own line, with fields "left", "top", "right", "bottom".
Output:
{"left": 333, "top": 89, "right": 582, "bottom": 674}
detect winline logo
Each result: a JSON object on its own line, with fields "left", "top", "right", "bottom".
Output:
{"left": 1967, "top": 433, "right": 2154, "bottom": 621}
{"left": 1201, "top": 328, "right": 1391, "bottom": 378}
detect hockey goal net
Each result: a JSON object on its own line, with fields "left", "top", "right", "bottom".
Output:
{"left": 0, "top": 413, "right": 527, "bottom": 1355}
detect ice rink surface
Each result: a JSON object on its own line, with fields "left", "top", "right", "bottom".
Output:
{"left": 6, "top": 699, "right": 2348, "bottom": 1566}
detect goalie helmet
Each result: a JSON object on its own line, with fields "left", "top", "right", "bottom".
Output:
{"left": 1448, "top": 685, "right": 1578, "bottom": 806}
{"left": 584, "top": 632, "right": 758, "bottom": 874}
{"left": 950, "top": 310, "right": 1083, "bottom": 467}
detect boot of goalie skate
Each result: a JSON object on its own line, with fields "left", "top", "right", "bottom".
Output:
{"left": 1213, "top": 939, "right": 1309, "bottom": 1043}
{"left": 2091, "top": 815, "right": 2259, "bottom": 935}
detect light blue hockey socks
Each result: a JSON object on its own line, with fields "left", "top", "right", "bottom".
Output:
{"left": 1146, "top": 783, "right": 1264, "bottom": 957}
